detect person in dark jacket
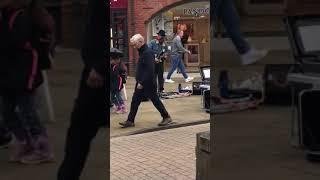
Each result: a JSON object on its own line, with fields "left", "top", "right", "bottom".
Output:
{"left": 57, "top": 0, "right": 106, "bottom": 179}
{"left": 110, "top": 48, "right": 127, "bottom": 114}
{"left": 0, "top": 0, "right": 53, "bottom": 164}
{"left": 119, "top": 34, "right": 172, "bottom": 128}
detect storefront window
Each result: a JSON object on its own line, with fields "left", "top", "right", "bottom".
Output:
{"left": 149, "top": 2, "right": 210, "bottom": 69}
{"left": 110, "top": 9, "right": 128, "bottom": 63}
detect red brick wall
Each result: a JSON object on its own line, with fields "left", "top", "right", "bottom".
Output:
{"left": 127, "top": 0, "right": 187, "bottom": 75}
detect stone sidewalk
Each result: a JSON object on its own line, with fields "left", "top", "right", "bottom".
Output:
{"left": 110, "top": 123, "right": 209, "bottom": 180}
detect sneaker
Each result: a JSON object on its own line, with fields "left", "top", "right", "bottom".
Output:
{"left": 241, "top": 48, "right": 268, "bottom": 65}
{"left": 21, "top": 151, "right": 55, "bottom": 164}
{"left": 165, "top": 79, "right": 175, "bottom": 83}
{"left": 185, "top": 77, "right": 194, "bottom": 83}
{"left": 9, "top": 140, "right": 33, "bottom": 163}
{"left": 158, "top": 117, "right": 173, "bottom": 126}
{"left": 0, "top": 134, "right": 12, "bottom": 149}
{"left": 119, "top": 121, "right": 135, "bottom": 128}
{"left": 116, "top": 105, "right": 127, "bottom": 114}
{"left": 111, "top": 106, "right": 120, "bottom": 113}
{"left": 21, "top": 134, "right": 54, "bottom": 164}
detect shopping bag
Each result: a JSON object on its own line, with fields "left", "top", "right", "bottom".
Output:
{"left": 121, "top": 84, "right": 127, "bottom": 101}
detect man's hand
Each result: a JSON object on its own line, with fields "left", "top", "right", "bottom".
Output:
{"left": 155, "top": 58, "right": 160, "bottom": 63}
{"left": 187, "top": 50, "right": 191, "bottom": 54}
{"left": 87, "top": 69, "right": 104, "bottom": 88}
{"left": 137, "top": 83, "right": 143, "bottom": 89}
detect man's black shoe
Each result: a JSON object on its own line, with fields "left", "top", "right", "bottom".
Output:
{"left": 0, "top": 135, "right": 12, "bottom": 149}
{"left": 119, "top": 121, "right": 135, "bottom": 128}
{"left": 158, "top": 117, "right": 173, "bottom": 126}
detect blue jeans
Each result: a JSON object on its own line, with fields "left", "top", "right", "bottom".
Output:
{"left": 1, "top": 92, "right": 44, "bottom": 141}
{"left": 111, "top": 90, "right": 124, "bottom": 106}
{"left": 212, "top": 0, "right": 250, "bottom": 55}
{"left": 167, "top": 54, "right": 188, "bottom": 79}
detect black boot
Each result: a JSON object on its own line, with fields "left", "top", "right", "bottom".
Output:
{"left": 119, "top": 121, "right": 135, "bottom": 128}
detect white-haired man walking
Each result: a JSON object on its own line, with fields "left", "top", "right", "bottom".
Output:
{"left": 119, "top": 34, "right": 172, "bottom": 128}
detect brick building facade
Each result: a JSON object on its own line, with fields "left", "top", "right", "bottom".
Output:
{"left": 127, "top": 0, "right": 200, "bottom": 75}
{"left": 115, "top": 0, "right": 287, "bottom": 75}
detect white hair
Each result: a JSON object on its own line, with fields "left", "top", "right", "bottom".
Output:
{"left": 130, "top": 34, "right": 145, "bottom": 44}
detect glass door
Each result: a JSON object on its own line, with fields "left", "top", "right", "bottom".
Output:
{"left": 110, "top": 9, "right": 128, "bottom": 63}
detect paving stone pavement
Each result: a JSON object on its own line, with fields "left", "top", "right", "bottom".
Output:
{"left": 110, "top": 124, "right": 210, "bottom": 180}
{"left": 110, "top": 75, "right": 209, "bottom": 137}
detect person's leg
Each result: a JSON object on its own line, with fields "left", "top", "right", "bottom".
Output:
{"left": 58, "top": 68, "right": 104, "bottom": 180}
{"left": 158, "top": 62, "right": 165, "bottom": 92}
{"left": 110, "top": 91, "right": 120, "bottom": 112}
{"left": 16, "top": 92, "right": 53, "bottom": 164}
{"left": 126, "top": 84, "right": 143, "bottom": 123}
{"left": 215, "top": 0, "right": 268, "bottom": 65}
{"left": 57, "top": 109, "right": 99, "bottom": 180}
{"left": 166, "top": 55, "right": 180, "bottom": 80}
{"left": 2, "top": 94, "right": 28, "bottom": 142}
{"left": 219, "top": 0, "right": 250, "bottom": 55}
{"left": 115, "top": 91, "right": 126, "bottom": 113}
{"left": 2, "top": 93, "right": 32, "bottom": 162}
{"left": 154, "top": 63, "right": 160, "bottom": 92}
{"left": 16, "top": 92, "right": 44, "bottom": 139}
{"left": 57, "top": 104, "right": 99, "bottom": 180}
{"left": 147, "top": 90, "right": 172, "bottom": 126}
{"left": 147, "top": 89, "right": 170, "bottom": 119}
{"left": 177, "top": 56, "right": 189, "bottom": 79}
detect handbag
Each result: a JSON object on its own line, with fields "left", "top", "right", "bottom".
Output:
{"left": 120, "top": 84, "right": 127, "bottom": 101}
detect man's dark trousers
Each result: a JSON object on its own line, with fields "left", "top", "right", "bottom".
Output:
{"left": 155, "top": 61, "right": 164, "bottom": 93}
{"left": 127, "top": 83, "right": 169, "bottom": 122}
{"left": 57, "top": 68, "right": 105, "bottom": 180}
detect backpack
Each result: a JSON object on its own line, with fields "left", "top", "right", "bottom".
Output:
{"left": 9, "top": 5, "right": 56, "bottom": 70}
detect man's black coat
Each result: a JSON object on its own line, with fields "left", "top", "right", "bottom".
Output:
{"left": 81, "top": 0, "right": 106, "bottom": 76}
{"left": 136, "top": 44, "right": 157, "bottom": 92}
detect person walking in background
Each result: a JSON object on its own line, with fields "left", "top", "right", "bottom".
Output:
{"left": 57, "top": 0, "right": 106, "bottom": 179}
{"left": 119, "top": 34, "right": 173, "bottom": 128}
{"left": 213, "top": 0, "right": 268, "bottom": 65}
{"left": 148, "top": 30, "right": 168, "bottom": 95}
{"left": 165, "top": 30, "right": 194, "bottom": 83}
{"left": 110, "top": 48, "right": 127, "bottom": 114}
{"left": 0, "top": 0, "right": 54, "bottom": 164}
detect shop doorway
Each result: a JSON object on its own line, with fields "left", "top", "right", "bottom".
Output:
{"left": 146, "top": 1, "right": 210, "bottom": 73}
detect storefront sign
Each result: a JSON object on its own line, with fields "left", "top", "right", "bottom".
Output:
{"left": 110, "top": 0, "right": 128, "bottom": 9}
{"left": 183, "top": 8, "right": 209, "bottom": 16}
